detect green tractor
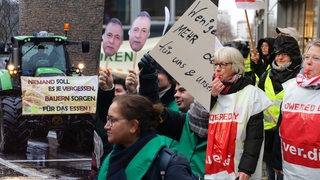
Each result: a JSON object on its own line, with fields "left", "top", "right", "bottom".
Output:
{"left": 0, "top": 29, "right": 95, "bottom": 153}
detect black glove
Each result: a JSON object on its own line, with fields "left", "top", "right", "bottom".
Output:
{"left": 138, "top": 53, "right": 159, "bottom": 102}
{"left": 138, "top": 53, "right": 157, "bottom": 75}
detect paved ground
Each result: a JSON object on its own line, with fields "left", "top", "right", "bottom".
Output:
{"left": 0, "top": 164, "right": 27, "bottom": 179}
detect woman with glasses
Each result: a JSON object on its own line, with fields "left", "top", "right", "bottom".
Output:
{"left": 272, "top": 40, "right": 320, "bottom": 179}
{"left": 136, "top": 47, "right": 271, "bottom": 179}
{"left": 258, "top": 35, "right": 302, "bottom": 180}
{"left": 206, "top": 47, "right": 272, "bottom": 180}
{"left": 97, "top": 94, "right": 198, "bottom": 180}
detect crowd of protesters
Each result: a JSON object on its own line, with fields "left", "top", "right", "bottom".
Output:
{"left": 89, "top": 7, "right": 320, "bottom": 179}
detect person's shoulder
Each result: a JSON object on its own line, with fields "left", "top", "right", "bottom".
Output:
{"left": 160, "top": 147, "right": 200, "bottom": 179}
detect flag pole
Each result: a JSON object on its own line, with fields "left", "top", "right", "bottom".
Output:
{"left": 244, "top": 10, "right": 256, "bottom": 53}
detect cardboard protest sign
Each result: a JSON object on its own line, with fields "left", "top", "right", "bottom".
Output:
{"left": 21, "top": 76, "right": 98, "bottom": 115}
{"left": 99, "top": 37, "right": 160, "bottom": 78}
{"left": 149, "top": 0, "right": 218, "bottom": 111}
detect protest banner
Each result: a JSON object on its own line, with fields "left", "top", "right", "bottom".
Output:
{"left": 21, "top": 76, "right": 98, "bottom": 115}
{"left": 149, "top": 0, "right": 219, "bottom": 111}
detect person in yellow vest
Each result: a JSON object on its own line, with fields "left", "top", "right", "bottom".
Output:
{"left": 251, "top": 37, "right": 275, "bottom": 78}
{"left": 272, "top": 39, "right": 320, "bottom": 179}
{"left": 242, "top": 42, "right": 259, "bottom": 85}
{"left": 225, "top": 41, "right": 256, "bottom": 85}
{"left": 97, "top": 94, "right": 198, "bottom": 180}
{"left": 258, "top": 35, "right": 302, "bottom": 180}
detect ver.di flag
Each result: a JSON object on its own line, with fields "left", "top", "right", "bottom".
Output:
{"left": 235, "top": 0, "right": 265, "bottom": 10}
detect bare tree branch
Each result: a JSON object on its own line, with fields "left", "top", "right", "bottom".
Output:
{"left": 216, "top": 19, "right": 235, "bottom": 44}
{"left": 0, "top": 0, "right": 19, "bottom": 46}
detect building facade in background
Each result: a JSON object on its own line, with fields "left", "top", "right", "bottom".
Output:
{"left": 237, "top": 21, "right": 250, "bottom": 40}
{"left": 19, "top": 0, "right": 104, "bottom": 75}
{"left": 254, "top": 0, "right": 319, "bottom": 53}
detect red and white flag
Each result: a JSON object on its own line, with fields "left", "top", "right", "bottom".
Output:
{"left": 235, "top": 0, "right": 265, "bottom": 10}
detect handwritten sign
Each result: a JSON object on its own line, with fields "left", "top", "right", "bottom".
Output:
{"left": 21, "top": 76, "right": 98, "bottom": 115}
{"left": 149, "top": 0, "right": 218, "bottom": 111}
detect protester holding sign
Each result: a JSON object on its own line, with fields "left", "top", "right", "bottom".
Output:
{"left": 137, "top": 48, "right": 271, "bottom": 180}
{"left": 138, "top": 53, "right": 208, "bottom": 178}
{"left": 206, "top": 47, "right": 271, "bottom": 180}
{"left": 125, "top": 11, "right": 152, "bottom": 94}
{"left": 90, "top": 18, "right": 124, "bottom": 180}
{"left": 272, "top": 40, "right": 320, "bottom": 179}
{"left": 251, "top": 37, "right": 275, "bottom": 78}
{"left": 125, "top": 10, "right": 178, "bottom": 111}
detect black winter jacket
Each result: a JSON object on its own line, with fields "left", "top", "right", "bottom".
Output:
{"left": 252, "top": 37, "right": 275, "bottom": 78}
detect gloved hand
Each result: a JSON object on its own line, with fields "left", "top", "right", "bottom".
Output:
{"left": 138, "top": 53, "right": 157, "bottom": 75}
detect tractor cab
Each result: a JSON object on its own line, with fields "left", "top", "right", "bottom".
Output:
{"left": 7, "top": 30, "right": 89, "bottom": 78}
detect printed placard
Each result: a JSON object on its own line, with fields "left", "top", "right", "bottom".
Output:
{"left": 99, "top": 37, "right": 160, "bottom": 78}
{"left": 21, "top": 76, "right": 98, "bottom": 115}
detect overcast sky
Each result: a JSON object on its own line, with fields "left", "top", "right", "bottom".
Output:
{"left": 218, "top": 0, "right": 254, "bottom": 28}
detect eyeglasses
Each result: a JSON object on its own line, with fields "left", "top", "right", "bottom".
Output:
{"left": 106, "top": 115, "right": 125, "bottom": 127}
{"left": 214, "top": 62, "right": 232, "bottom": 69}
{"left": 302, "top": 54, "right": 320, "bottom": 62}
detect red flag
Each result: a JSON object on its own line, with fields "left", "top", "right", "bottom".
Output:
{"left": 235, "top": 0, "right": 265, "bottom": 10}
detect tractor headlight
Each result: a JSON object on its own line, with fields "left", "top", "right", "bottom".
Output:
{"left": 8, "top": 64, "right": 15, "bottom": 71}
{"left": 78, "top": 63, "right": 84, "bottom": 70}
{"left": 8, "top": 64, "right": 18, "bottom": 75}
{"left": 74, "top": 63, "right": 84, "bottom": 75}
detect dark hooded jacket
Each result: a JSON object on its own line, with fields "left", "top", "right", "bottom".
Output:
{"left": 258, "top": 35, "right": 302, "bottom": 167}
{"left": 258, "top": 35, "right": 302, "bottom": 93}
{"left": 252, "top": 37, "right": 276, "bottom": 77}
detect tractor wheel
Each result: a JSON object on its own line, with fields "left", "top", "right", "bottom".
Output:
{"left": 57, "top": 114, "right": 94, "bottom": 152}
{"left": 0, "top": 97, "right": 29, "bottom": 153}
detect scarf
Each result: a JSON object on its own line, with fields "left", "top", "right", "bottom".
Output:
{"left": 296, "top": 68, "right": 320, "bottom": 89}
{"left": 188, "top": 100, "right": 210, "bottom": 138}
{"left": 220, "top": 74, "right": 242, "bottom": 95}
{"left": 271, "top": 60, "right": 292, "bottom": 71}
{"left": 107, "top": 133, "right": 156, "bottom": 179}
